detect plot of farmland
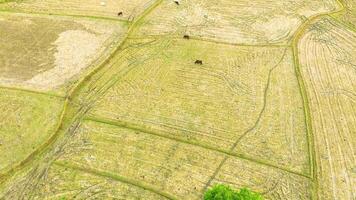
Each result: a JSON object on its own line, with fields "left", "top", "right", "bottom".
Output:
{"left": 88, "top": 38, "right": 310, "bottom": 175}
{"left": 332, "top": 0, "right": 356, "bottom": 29}
{"left": 23, "top": 164, "right": 169, "bottom": 200}
{"left": 0, "top": 88, "right": 63, "bottom": 174}
{"left": 0, "top": 0, "right": 156, "bottom": 20}
{"left": 0, "top": 12, "right": 127, "bottom": 92}
{"left": 52, "top": 120, "right": 312, "bottom": 200}
{"left": 298, "top": 17, "right": 356, "bottom": 200}
{"left": 0, "top": 0, "right": 355, "bottom": 199}
{"left": 131, "top": 0, "right": 340, "bottom": 44}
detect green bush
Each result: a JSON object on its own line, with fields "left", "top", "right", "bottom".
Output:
{"left": 204, "top": 184, "right": 263, "bottom": 200}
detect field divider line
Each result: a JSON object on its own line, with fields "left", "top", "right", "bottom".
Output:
{"left": 128, "top": 35, "right": 291, "bottom": 48}
{"left": 187, "top": 36, "right": 291, "bottom": 48}
{"left": 0, "top": 98, "right": 68, "bottom": 183}
{"left": 0, "top": 9, "right": 129, "bottom": 22}
{"left": 0, "top": 0, "right": 164, "bottom": 186}
{"left": 290, "top": 0, "right": 346, "bottom": 199}
{"left": 328, "top": 14, "right": 356, "bottom": 33}
{"left": 65, "top": 0, "right": 164, "bottom": 98}
{"left": 53, "top": 161, "right": 178, "bottom": 200}
{"left": 292, "top": 31, "right": 318, "bottom": 200}
{"left": 0, "top": 85, "right": 65, "bottom": 99}
{"left": 84, "top": 115, "right": 312, "bottom": 180}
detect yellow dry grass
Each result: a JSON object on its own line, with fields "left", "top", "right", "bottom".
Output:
{"left": 88, "top": 38, "right": 310, "bottom": 175}
{"left": 26, "top": 164, "right": 169, "bottom": 199}
{"left": 0, "top": 0, "right": 354, "bottom": 199}
{"left": 0, "top": 88, "right": 63, "bottom": 173}
{"left": 0, "top": 12, "right": 127, "bottom": 92}
{"left": 332, "top": 0, "right": 356, "bottom": 30}
{"left": 298, "top": 17, "right": 356, "bottom": 200}
{"left": 0, "top": 0, "right": 156, "bottom": 20}
{"left": 53, "top": 120, "right": 312, "bottom": 200}
{"left": 131, "top": 0, "right": 340, "bottom": 44}
{"left": 211, "top": 158, "right": 312, "bottom": 200}
{"left": 233, "top": 48, "right": 309, "bottom": 174}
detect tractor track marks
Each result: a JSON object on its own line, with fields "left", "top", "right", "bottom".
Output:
{"left": 1, "top": 0, "right": 354, "bottom": 198}
{"left": 291, "top": 0, "right": 347, "bottom": 199}
{"left": 0, "top": 9, "right": 130, "bottom": 23}
{"left": 54, "top": 161, "right": 178, "bottom": 200}
{"left": 0, "top": 0, "right": 164, "bottom": 192}
{"left": 297, "top": 16, "right": 356, "bottom": 199}
{"left": 128, "top": 35, "right": 291, "bottom": 48}
{"left": 84, "top": 115, "right": 311, "bottom": 180}
{"left": 202, "top": 48, "right": 290, "bottom": 192}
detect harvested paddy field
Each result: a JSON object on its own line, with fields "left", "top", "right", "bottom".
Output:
{"left": 88, "top": 38, "right": 310, "bottom": 175}
{"left": 50, "top": 120, "right": 311, "bottom": 199}
{"left": 0, "top": 0, "right": 156, "bottom": 21}
{"left": 298, "top": 17, "right": 356, "bottom": 200}
{"left": 0, "top": 12, "right": 127, "bottom": 93}
{"left": 332, "top": 0, "right": 356, "bottom": 30}
{"left": 0, "top": 88, "right": 63, "bottom": 176}
{"left": 0, "top": 0, "right": 355, "bottom": 199}
{"left": 130, "top": 0, "right": 340, "bottom": 44}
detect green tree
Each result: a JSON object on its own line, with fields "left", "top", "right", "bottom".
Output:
{"left": 204, "top": 184, "right": 263, "bottom": 200}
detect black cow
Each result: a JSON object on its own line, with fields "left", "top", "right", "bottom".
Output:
{"left": 195, "top": 60, "right": 203, "bottom": 65}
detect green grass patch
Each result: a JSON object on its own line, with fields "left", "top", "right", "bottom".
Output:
{"left": 204, "top": 184, "right": 263, "bottom": 200}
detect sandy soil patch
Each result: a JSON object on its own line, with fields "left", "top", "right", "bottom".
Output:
{"left": 26, "top": 30, "right": 103, "bottom": 89}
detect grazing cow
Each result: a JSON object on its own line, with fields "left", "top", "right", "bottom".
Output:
{"left": 195, "top": 60, "right": 203, "bottom": 65}
{"left": 117, "top": 12, "right": 123, "bottom": 16}
{"left": 183, "top": 35, "right": 190, "bottom": 39}
{"left": 174, "top": 0, "right": 180, "bottom": 5}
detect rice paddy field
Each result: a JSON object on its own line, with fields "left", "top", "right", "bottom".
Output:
{"left": 0, "top": 0, "right": 355, "bottom": 199}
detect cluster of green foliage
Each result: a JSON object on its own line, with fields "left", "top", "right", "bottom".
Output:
{"left": 204, "top": 184, "right": 263, "bottom": 200}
